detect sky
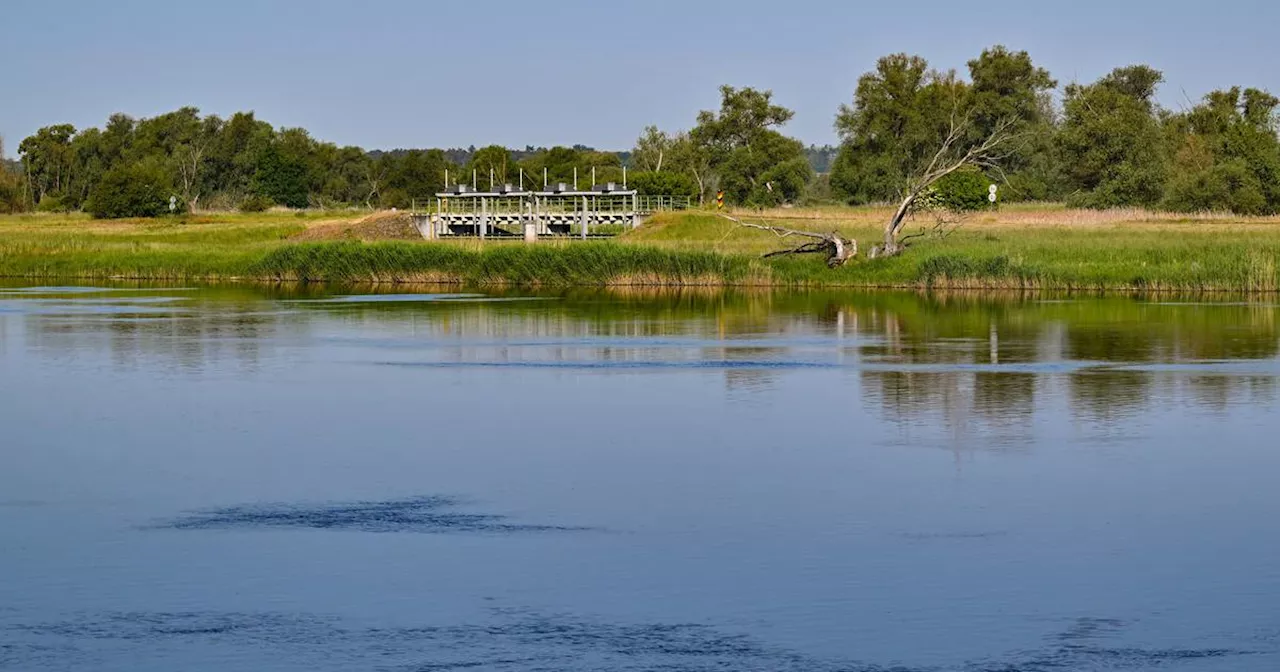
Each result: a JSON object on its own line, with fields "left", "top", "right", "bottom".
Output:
{"left": 2, "top": 0, "right": 1277, "bottom": 158}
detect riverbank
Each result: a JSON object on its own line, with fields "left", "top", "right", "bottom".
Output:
{"left": 1, "top": 206, "right": 1278, "bottom": 290}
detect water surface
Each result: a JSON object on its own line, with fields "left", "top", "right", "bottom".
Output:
{"left": 2, "top": 284, "right": 1278, "bottom": 671}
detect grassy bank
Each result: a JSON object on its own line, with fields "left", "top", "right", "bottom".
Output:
{"left": 1, "top": 206, "right": 1279, "bottom": 290}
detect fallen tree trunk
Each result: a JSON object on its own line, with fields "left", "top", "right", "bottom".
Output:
{"left": 719, "top": 214, "right": 858, "bottom": 267}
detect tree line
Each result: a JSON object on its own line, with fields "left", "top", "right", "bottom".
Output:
{"left": 4, "top": 45, "right": 1278, "bottom": 217}
{"left": 636, "top": 46, "right": 1280, "bottom": 215}
{"left": 2, "top": 109, "right": 641, "bottom": 217}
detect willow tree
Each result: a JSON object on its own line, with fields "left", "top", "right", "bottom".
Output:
{"left": 724, "top": 109, "right": 1021, "bottom": 266}
{"left": 730, "top": 48, "right": 1044, "bottom": 266}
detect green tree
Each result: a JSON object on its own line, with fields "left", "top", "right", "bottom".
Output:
{"left": 831, "top": 47, "right": 1057, "bottom": 205}
{"left": 830, "top": 54, "right": 963, "bottom": 204}
{"left": 465, "top": 145, "right": 513, "bottom": 188}
{"left": 85, "top": 159, "right": 178, "bottom": 218}
{"left": 632, "top": 126, "right": 674, "bottom": 172}
{"left": 628, "top": 170, "right": 697, "bottom": 197}
{"left": 19, "top": 124, "right": 78, "bottom": 203}
{"left": 690, "top": 85, "right": 811, "bottom": 206}
{"left": 251, "top": 127, "right": 321, "bottom": 208}
{"left": 966, "top": 46, "right": 1060, "bottom": 200}
{"left": 1058, "top": 65, "right": 1169, "bottom": 208}
{"left": 1, "top": 135, "right": 28, "bottom": 213}
{"left": 1163, "top": 87, "right": 1280, "bottom": 214}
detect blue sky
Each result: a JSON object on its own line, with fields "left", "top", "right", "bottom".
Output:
{"left": 3, "top": 0, "right": 1276, "bottom": 156}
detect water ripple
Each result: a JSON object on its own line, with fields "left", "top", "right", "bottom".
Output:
{"left": 150, "top": 496, "right": 592, "bottom": 534}
{"left": 2, "top": 611, "right": 1257, "bottom": 672}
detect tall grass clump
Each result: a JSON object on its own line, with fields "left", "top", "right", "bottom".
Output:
{"left": 250, "top": 242, "right": 764, "bottom": 286}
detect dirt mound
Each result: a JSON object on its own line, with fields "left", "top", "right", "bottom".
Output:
{"left": 292, "top": 211, "right": 422, "bottom": 241}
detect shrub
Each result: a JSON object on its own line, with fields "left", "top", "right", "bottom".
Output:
{"left": 1163, "top": 160, "right": 1270, "bottom": 215}
{"left": 239, "top": 193, "right": 274, "bottom": 213}
{"left": 86, "top": 163, "right": 180, "bottom": 219}
{"left": 628, "top": 171, "right": 698, "bottom": 197}
{"left": 35, "top": 194, "right": 69, "bottom": 213}
{"left": 932, "top": 168, "right": 995, "bottom": 212}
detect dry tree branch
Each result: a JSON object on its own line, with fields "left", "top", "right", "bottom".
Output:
{"left": 718, "top": 213, "right": 858, "bottom": 267}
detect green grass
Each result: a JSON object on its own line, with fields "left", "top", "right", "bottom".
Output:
{"left": 2, "top": 207, "right": 1279, "bottom": 290}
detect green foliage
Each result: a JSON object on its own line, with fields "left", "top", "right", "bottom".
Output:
{"left": 831, "top": 47, "right": 1057, "bottom": 206}
{"left": 830, "top": 54, "right": 963, "bottom": 204}
{"left": 931, "top": 168, "right": 995, "bottom": 212}
{"left": 466, "top": 145, "right": 514, "bottom": 186}
{"left": 1, "top": 139, "right": 28, "bottom": 213}
{"left": 628, "top": 171, "right": 697, "bottom": 197}
{"left": 1163, "top": 160, "right": 1268, "bottom": 214}
{"left": 35, "top": 194, "right": 69, "bottom": 213}
{"left": 1161, "top": 87, "right": 1280, "bottom": 214}
{"left": 252, "top": 138, "right": 309, "bottom": 208}
{"left": 85, "top": 161, "right": 178, "bottom": 218}
{"left": 517, "top": 146, "right": 624, "bottom": 189}
{"left": 239, "top": 193, "right": 274, "bottom": 213}
{"left": 1058, "top": 66, "right": 1168, "bottom": 208}
{"left": 19, "top": 124, "right": 78, "bottom": 207}
{"left": 688, "top": 85, "right": 811, "bottom": 206}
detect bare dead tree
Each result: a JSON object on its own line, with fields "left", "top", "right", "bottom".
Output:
{"left": 176, "top": 142, "right": 207, "bottom": 211}
{"left": 364, "top": 161, "right": 388, "bottom": 210}
{"left": 720, "top": 113, "right": 1023, "bottom": 267}
{"left": 869, "top": 113, "right": 1022, "bottom": 259}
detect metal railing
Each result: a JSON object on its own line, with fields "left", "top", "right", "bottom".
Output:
{"left": 412, "top": 194, "right": 692, "bottom": 216}
{"left": 636, "top": 195, "right": 692, "bottom": 213}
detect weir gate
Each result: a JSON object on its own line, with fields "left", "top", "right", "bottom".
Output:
{"left": 410, "top": 184, "right": 691, "bottom": 240}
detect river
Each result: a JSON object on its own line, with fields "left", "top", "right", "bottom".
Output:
{"left": 1, "top": 284, "right": 1277, "bottom": 671}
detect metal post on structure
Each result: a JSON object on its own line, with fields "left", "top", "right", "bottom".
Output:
{"left": 573, "top": 167, "right": 578, "bottom": 191}
{"left": 580, "top": 196, "right": 588, "bottom": 240}
{"left": 445, "top": 168, "right": 449, "bottom": 189}
{"left": 592, "top": 166, "right": 596, "bottom": 187}
{"left": 543, "top": 167, "right": 548, "bottom": 189}
{"left": 472, "top": 169, "right": 477, "bottom": 190}
{"left": 489, "top": 168, "right": 494, "bottom": 192}
{"left": 519, "top": 169, "right": 524, "bottom": 191}
{"left": 623, "top": 166, "right": 627, "bottom": 189}
{"left": 480, "top": 197, "right": 487, "bottom": 240}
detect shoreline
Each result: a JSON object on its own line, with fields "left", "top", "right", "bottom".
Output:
{"left": 2, "top": 207, "right": 1279, "bottom": 293}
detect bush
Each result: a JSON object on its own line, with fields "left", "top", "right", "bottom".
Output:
{"left": 35, "top": 194, "right": 70, "bottom": 213}
{"left": 239, "top": 193, "right": 274, "bottom": 213}
{"left": 932, "top": 168, "right": 995, "bottom": 212}
{"left": 628, "top": 171, "right": 698, "bottom": 197}
{"left": 85, "top": 163, "right": 181, "bottom": 219}
{"left": 1163, "top": 160, "right": 1270, "bottom": 215}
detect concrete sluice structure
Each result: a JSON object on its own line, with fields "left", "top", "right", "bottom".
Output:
{"left": 410, "top": 184, "right": 690, "bottom": 240}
